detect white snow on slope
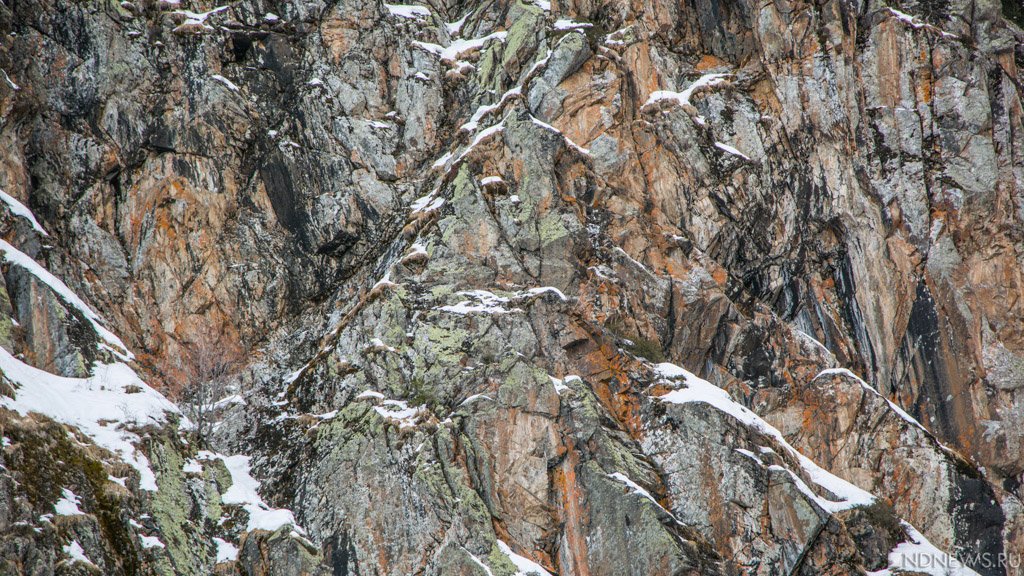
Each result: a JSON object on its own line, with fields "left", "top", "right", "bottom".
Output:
{"left": 1, "top": 69, "right": 19, "bottom": 91}
{"left": 714, "top": 142, "right": 750, "bottom": 160}
{"left": 529, "top": 115, "right": 590, "bottom": 154}
{"left": 460, "top": 87, "right": 520, "bottom": 132}
{"left": 385, "top": 4, "right": 431, "bottom": 19}
{"left": 445, "top": 15, "right": 467, "bottom": 35}
{"left": 213, "top": 537, "right": 239, "bottom": 563}
{"left": 411, "top": 191, "right": 446, "bottom": 214}
{"left": 54, "top": 488, "right": 83, "bottom": 516}
{"left": 644, "top": 73, "right": 730, "bottom": 109}
{"left": 497, "top": 540, "right": 553, "bottom": 576}
{"left": 549, "top": 376, "right": 570, "bottom": 395}
{"left": 607, "top": 472, "right": 656, "bottom": 503}
{"left": 170, "top": 5, "right": 228, "bottom": 31}
{"left": 170, "top": 5, "right": 228, "bottom": 22}
{"left": 355, "top": 390, "right": 385, "bottom": 401}
{"left": 459, "top": 393, "right": 493, "bottom": 406}
{"left": 815, "top": 368, "right": 930, "bottom": 435}
{"left": 437, "top": 286, "right": 566, "bottom": 315}
{"left": 654, "top": 362, "right": 874, "bottom": 513}
{"left": 554, "top": 18, "right": 593, "bottom": 30}
{"left": 373, "top": 399, "right": 424, "bottom": 428}
{"left": 412, "top": 31, "right": 508, "bottom": 61}
{"left": 436, "top": 290, "right": 517, "bottom": 315}
{"left": 606, "top": 472, "right": 678, "bottom": 521}
{"left": 459, "top": 121, "right": 507, "bottom": 162}
{"left": 522, "top": 286, "right": 567, "bottom": 301}
{"left": 0, "top": 190, "right": 48, "bottom": 235}
{"left": 0, "top": 240, "right": 131, "bottom": 358}
{"left": 199, "top": 452, "right": 304, "bottom": 533}
{"left": 654, "top": 361, "right": 979, "bottom": 576}
{"left": 139, "top": 534, "right": 166, "bottom": 549}
{"left": 211, "top": 74, "right": 240, "bottom": 93}
{"left": 431, "top": 151, "right": 454, "bottom": 169}
{"left": 0, "top": 347, "right": 179, "bottom": 491}
{"left": 63, "top": 540, "right": 96, "bottom": 567}
{"left": 463, "top": 547, "right": 496, "bottom": 575}
{"left": 886, "top": 8, "right": 957, "bottom": 38}
{"left": 868, "top": 523, "right": 980, "bottom": 576}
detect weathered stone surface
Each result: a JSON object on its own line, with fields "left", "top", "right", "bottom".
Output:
{"left": 0, "top": 0, "right": 1021, "bottom": 573}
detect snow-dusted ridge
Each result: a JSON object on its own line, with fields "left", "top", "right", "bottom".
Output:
{"left": 0, "top": 234, "right": 307, "bottom": 551}
{"left": 651, "top": 361, "right": 980, "bottom": 576}
{"left": 497, "top": 540, "right": 554, "bottom": 576}
{"left": 643, "top": 73, "right": 731, "bottom": 109}
{"left": 0, "top": 240, "right": 132, "bottom": 358}
{"left": 0, "top": 346, "right": 178, "bottom": 490}
{"left": 0, "top": 190, "right": 48, "bottom": 235}
{"left": 198, "top": 452, "right": 306, "bottom": 533}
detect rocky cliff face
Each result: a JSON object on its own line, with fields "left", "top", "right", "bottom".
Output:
{"left": 0, "top": 0, "right": 1022, "bottom": 574}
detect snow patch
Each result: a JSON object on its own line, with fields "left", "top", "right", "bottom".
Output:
{"left": 496, "top": 540, "right": 553, "bottom": 576}
{"left": 458, "top": 121, "right": 507, "bottom": 162}
{"left": 0, "top": 190, "right": 48, "bottom": 235}
{"left": 170, "top": 5, "right": 228, "bottom": 31}
{"left": 529, "top": 115, "right": 589, "bottom": 154}
{"left": 436, "top": 290, "right": 521, "bottom": 315}
{"left": 356, "top": 390, "right": 386, "bottom": 401}
{"left": 459, "top": 393, "right": 493, "bottom": 406}
{"left": 0, "top": 240, "right": 131, "bottom": 358}
{"left": 211, "top": 74, "right": 239, "bottom": 92}
{"left": 714, "top": 142, "right": 750, "bottom": 160}
{"left": 522, "top": 286, "right": 567, "bottom": 301}
{"left": 139, "top": 535, "right": 165, "bottom": 549}
{"left": 0, "top": 347, "right": 179, "bottom": 491}
{"left": 63, "top": 540, "right": 96, "bottom": 567}
{"left": 550, "top": 376, "right": 570, "bottom": 395}
{"left": 1, "top": 69, "right": 19, "bottom": 91}
{"left": 814, "top": 368, "right": 930, "bottom": 435}
{"left": 460, "top": 85, "right": 520, "bottom": 130}
{"left": 203, "top": 452, "right": 305, "bottom": 533}
{"left": 446, "top": 15, "right": 467, "bottom": 35}
{"left": 554, "top": 18, "right": 593, "bottom": 30}
{"left": 54, "top": 488, "right": 83, "bottom": 516}
{"left": 654, "top": 362, "right": 875, "bottom": 513}
{"left": 463, "top": 547, "right": 496, "bottom": 576}
{"left": 213, "top": 537, "right": 239, "bottom": 563}
{"left": 643, "top": 73, "right": 730, "bottom": 109}
{"left": 412, "top": 31, "right": 507, "bottom": 62}
{"left": 868, "top": 523, "right": 980, "bottom": 576}
{"left": 652, "top": 362, "right": 975, "bottom": 573}
{"left": 385, "top": 4, "right": 430, "bottom": 18}
{"left": 607, "top": 472, "right": 656, "bottom": 504}
{"left": 886, "top": 8, "right": 957, "bottom": 38}
{"left": 431, "top": 152, "right": 454, "bottom": 169}
{"left": 373, "top": 399, "right": 424, "bottom": 429}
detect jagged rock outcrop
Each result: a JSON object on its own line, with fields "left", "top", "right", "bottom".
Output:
{"left": 0, "top": 0, "right": 1022, "bottom": 574}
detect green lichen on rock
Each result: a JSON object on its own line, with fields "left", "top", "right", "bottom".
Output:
{"left": 4, "top": 416, "right": 141, "bottom": 575}
{"left": 147, "top": 436, "right": 214, "bottom": 576}
{"left": 500, "top": 4, "right": 544, "bottom": 71}
{"left": 485, "top": 541, "right": 520, "bottom": 576}
{"left": 537, "top": 211, "right": 570, "bottom": 246}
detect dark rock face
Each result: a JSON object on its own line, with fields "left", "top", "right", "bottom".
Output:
{"left": 0, "top": 0, "right": 1022, "bottom": 574}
